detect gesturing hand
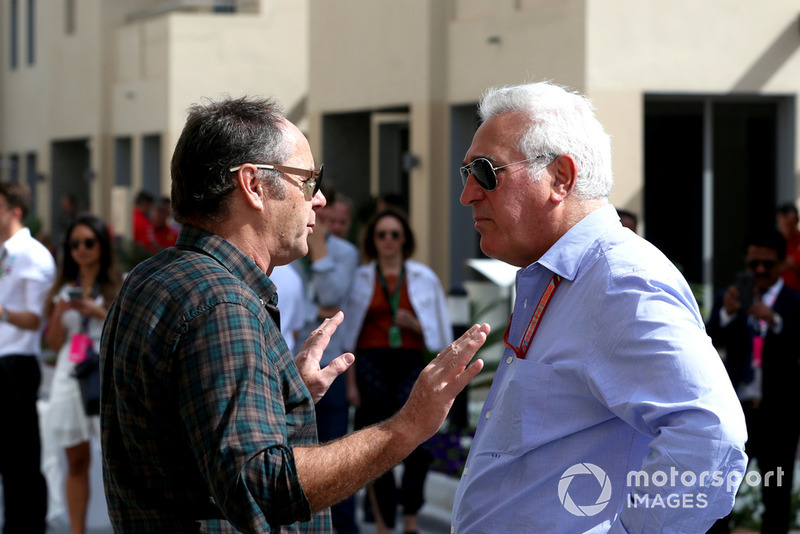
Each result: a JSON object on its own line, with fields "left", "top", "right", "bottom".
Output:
{"left": 394, "top": 323, "right": 489, "bottom": 442}
{"left": 294, "top": 311, "right": 355, "bottom": 403}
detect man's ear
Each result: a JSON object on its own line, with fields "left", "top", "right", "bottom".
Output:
{"left": 235, "top": 165, "right": 265, "bottom": 211}
{"left": 549, "top": 154, "right": 578, "bottom": 203}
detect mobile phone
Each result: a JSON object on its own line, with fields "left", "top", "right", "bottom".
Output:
{"left": 68, "top": 288, "right": 84, "bottom": 301}
{"left": 735, "top": 271, "right": 755, "bottom": 312}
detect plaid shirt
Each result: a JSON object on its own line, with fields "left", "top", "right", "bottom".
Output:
{"left": 101, "top": 225, "right": 331, "bottom": 533}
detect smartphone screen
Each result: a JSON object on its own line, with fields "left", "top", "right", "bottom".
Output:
{"left": 736, "top": 271, "right": 755, "bottom": 312}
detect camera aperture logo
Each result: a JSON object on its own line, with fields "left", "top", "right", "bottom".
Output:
{"left": 558, "top": 463, "right": 613, "bottom": 517}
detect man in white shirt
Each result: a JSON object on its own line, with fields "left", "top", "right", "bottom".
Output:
{"left": 0, "top": 182, "right": 56, "bottom": 534}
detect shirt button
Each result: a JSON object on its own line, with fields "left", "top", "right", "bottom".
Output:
{"left": 485, "top": 411, "right": 491, "bottom": 419}
{"left": 451, "top": 527, "right": 455, "bottom": 534}
{"left": 506, "top": 356, "right": 513, "bottom": 364}
{"left": 463, "top": 467, "right": 469, "bottom": 476}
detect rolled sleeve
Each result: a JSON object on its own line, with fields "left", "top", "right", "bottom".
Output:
{"left": 176, "top": 302, "right": 314, "bottom": 531}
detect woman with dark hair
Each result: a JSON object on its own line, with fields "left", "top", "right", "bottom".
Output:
{"left": 341, "top": 208, "right": 452, "bottom": 534}
{"left": 44, "top": 214, "right": 121, "bottom": 534}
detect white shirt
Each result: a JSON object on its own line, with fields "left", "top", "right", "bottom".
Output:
{"left": 269, "top": 264, "right": 305, "bottom": 354}
{"left": 0, "top": 227, "right": 56, "bottom": 357}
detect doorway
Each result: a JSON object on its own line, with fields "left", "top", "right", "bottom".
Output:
{"left": 644, "top": 95, "right": 795, "bottom": 307}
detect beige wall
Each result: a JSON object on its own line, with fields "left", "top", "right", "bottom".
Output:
{"left": 585, "top": 0, "right": 800, "bottom": 219}
{"left": 0, "top": 0, "right": 309, "bottom": 237}
{"left": 448, "top": 0, "right": 587, "bottom": 103}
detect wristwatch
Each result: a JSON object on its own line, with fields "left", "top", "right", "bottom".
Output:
{"left": 0, "top": 305, "right": 7, "bottom": 322}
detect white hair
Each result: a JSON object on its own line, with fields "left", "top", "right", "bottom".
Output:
{"left": 478, "top": 81, "right": 613, "bottom": 200}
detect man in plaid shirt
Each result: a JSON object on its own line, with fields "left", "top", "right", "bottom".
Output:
{"left": 100, "top": 96, "right": 488, "bottom": 533}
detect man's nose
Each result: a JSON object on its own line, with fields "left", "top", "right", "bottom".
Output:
{"left": 460, "top": 175, "right": 484, "bottom": 206}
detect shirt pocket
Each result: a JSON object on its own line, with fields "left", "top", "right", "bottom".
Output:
{"left": 485, "top": 359, "right": 553, "bottom": 455}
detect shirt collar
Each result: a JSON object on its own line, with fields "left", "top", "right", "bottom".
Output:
{"left": 1, "top": 226, "right": 32, "bottom": 250}
{"left": 175, "top": 224, "right": 277, "bottom": 307}
{"left": 532, "top": 203, "right": 617, "bottom": 281}
{"left": 762, "top": 277, "right": 784, "bottom": 306}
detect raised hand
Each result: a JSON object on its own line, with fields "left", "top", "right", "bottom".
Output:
{"left": 294, "top": 311, "right": 354, "bottom": 403}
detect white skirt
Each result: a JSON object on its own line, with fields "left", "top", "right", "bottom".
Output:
{"left": 46, "top": 340, "right": 100, "bottom": 449}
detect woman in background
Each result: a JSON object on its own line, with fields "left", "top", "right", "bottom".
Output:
{"left": 44, "top": 214, "right": 121, "bottom": 534}
{"left": 342, "top": 208, "right": 452, "bottom": 534}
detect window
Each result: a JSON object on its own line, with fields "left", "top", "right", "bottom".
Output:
{"left": 114, "top": 138, "right": 132, "bottom": 187}
{"left": 25, "top": 152, "right": 38, "bottom": 212}
{"left": 65, "top": 0, "right": 75, "bottom": 34}
{"left": 10, "top": 0, "right": 18, "bottom": 69}
{"left": 9, "top": 154, "right": 20, "bottom": 182}
{"left": 26, "top": 0, "right": 34, "bottom": 65}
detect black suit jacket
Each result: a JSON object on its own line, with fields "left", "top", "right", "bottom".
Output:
{"left": 706, "top": 284, "right": 800, "bottom": 412}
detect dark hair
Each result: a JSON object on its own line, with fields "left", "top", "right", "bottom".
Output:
{"left": 0, "top": 182, "right": 32, "bottom": 220}
{"left": 776, "top": 203, "right": 798, "bottom": 218}
{"left": 746, "top": 228, "right": 787, "bottom": 261}
{"left": 616, "top": 208, "right": 638, "bottom": 224}
{"left": 135, "top": 190, "right": 154, "bottom": 207}
{"left": 170, "top": 96, "right": 287, "bottom": 224}
{"left": 361, "top": 208, "right": 416, "bottom": 261}
{"left": 44, "top": 214, "right": 121, "bottom": 317}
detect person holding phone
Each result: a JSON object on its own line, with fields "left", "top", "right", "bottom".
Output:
{"left": 707, "top": 229, "right": 800, "bottom": 534}
{"left": 43, "top": 214, "right": 121, "bottom": 534}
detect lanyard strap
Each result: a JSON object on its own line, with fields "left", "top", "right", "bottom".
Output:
{"left": 376, "top": 263, "right": 405, "bottom": 321}
{"left": 503, "top": 273, "right": 562, "bottom": 360}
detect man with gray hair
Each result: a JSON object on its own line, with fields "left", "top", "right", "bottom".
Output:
{"left": 451, "top": 81, "right": 747, "bottom": 532}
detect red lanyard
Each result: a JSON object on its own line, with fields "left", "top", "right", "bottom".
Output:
{"left": 503, "top": 274, "right": 562, "bottom": 360}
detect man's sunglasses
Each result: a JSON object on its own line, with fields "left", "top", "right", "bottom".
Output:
{"left": 747, "top": 259, "right": 777, "bottom": 270}
{"left": 460, "top": 154, "right": 556, "bottom": 191}
{"left": 229, "top": 163, "right": 324, "bottom": 201}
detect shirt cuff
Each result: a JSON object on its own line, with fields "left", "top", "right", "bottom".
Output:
{"left": 719, "top": 307, "right": 735, "bottom": 327}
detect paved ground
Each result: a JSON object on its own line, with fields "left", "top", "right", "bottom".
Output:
{"left": 40, "top": 488, "right": 452, "bottom": 534}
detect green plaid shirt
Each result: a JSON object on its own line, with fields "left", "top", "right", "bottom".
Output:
{"left": 101, "top": 225, "right": 331, "bottom": 533}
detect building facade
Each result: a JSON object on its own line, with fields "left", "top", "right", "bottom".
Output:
{"left": 2, "top": 0, "right": 800, "bottom": 301}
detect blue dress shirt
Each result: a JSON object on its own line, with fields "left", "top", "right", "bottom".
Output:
{"left": 452, "top": 205, "right": 747, "bottom": 533}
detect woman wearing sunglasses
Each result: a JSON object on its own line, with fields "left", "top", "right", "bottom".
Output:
{"left": 43, "top": 214, "right": 121, "bottom": 534}
{"left": 341, "top": 208, "right": 452, "bottom": 534}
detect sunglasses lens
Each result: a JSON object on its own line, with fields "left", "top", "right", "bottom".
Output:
{"left": 70, "top": 238, "right": 96, "bottom": 250}
{"left": 749, "top": 260, "right": 776, "bottom": 270}
{"left": 462, "top": 159, "right": 496, "bottom": 191}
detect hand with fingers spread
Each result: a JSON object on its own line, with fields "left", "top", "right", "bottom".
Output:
{"left": 392, "top": 323, "right": 489, "bottom": 440}
{"left": 293, "top": 322, "right": 489, "bottom": 514}
{"left": 293, "top": 310, "right": 354, "bottom": 403}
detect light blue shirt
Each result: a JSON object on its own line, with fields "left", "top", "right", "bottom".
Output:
{"left": 452, "top": 205, "right": 747, "bottom": 533}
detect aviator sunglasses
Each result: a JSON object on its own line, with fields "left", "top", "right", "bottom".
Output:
{"left": 229, "top": 163, "right": 324, "bottom": 201}
{"left": 460, "top": 154, "right": 556, "bottom": 191}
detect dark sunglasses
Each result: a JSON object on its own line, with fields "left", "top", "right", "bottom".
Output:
{"left": 229, "top": 163, "right": 323, "bottom": 201}
{"left": 747, "top": 259, "right": 777, "bottom": 270}
{"left": 460, "top": 153, "right": 556, "bottom": 191}
{"left": 376, "top": 230, "right": 402, "bottom": 240}
{"left": 69, "top": 238, "right": 97, "bottom": 251}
